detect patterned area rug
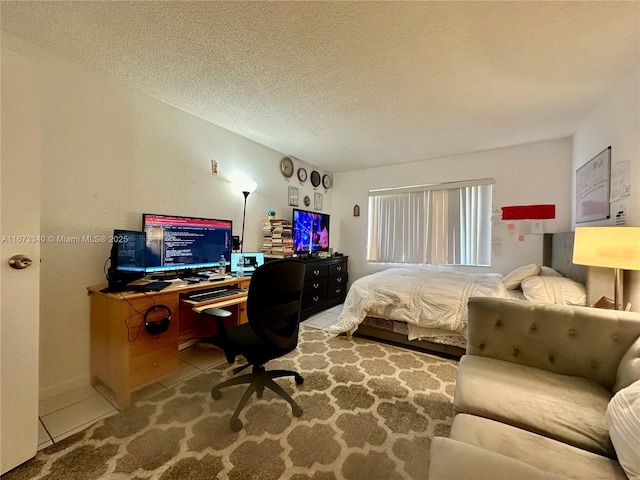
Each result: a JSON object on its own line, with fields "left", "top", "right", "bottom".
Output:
{"left": 3, "top": 327, "right": 458, "bottom": 480}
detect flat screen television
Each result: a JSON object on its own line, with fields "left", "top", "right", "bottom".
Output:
{"left": 108, "top": 229, "right": 147, "bottom": 290}
{"left": 292, "top": 208, "right": 330, "bottom": 253}
{"left": 142, "top": 213, "right": 233, "bottom": 276}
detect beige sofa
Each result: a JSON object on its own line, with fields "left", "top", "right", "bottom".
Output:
{"left": 429, "top": 297, "right": 640, "bottom": 480}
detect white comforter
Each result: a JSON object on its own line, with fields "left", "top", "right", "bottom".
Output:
{"left": 327, "top": 266, "right": 509, "bottom": 338}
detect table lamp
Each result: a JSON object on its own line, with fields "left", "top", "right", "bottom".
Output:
{"left": 573, "top": 227, "right": 640, "bottom": 310}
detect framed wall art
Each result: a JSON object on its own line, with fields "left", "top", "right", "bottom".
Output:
{"left": 576, "top": 146, "right": 611, "bottom": 223}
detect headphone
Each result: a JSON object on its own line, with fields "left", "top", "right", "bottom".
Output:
{"left": 143, "top": 304, "right": 172, "bottom": 335}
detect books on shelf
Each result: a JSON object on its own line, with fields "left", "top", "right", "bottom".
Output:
{"left": 261, "top": 218, "right": 294, "bottom": 257}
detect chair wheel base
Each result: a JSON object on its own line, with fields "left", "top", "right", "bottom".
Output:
{"left": 211, "top": 389, "right": 222, "bottom": 400}
{"left": 295, "top": 374, "right": 304, "bottom": 385}
{"left": 230, "top": 418, "right": 243, "bottom": 432}
{"left": 292, "top": 406, "right": 303, "bottom": 417}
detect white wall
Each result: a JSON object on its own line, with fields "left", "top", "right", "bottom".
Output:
{"left": 332, "top": 138, "right": 573, "bottom": 283}
{"left": 2, "top": 34, "right": 333, "bottom": 399}
{"left": 572, "top": 65, "right": 640, "bottom": 309}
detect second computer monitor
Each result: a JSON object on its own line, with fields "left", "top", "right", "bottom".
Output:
{"left": 230, "top": 252, "right": 265, "bottom": 276}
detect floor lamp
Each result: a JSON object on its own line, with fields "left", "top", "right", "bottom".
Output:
{"left": 573, "top": 227, "right": 640, "bottom": 310}
{"left": 231, "top": 172, "right": 257, "bottom": 253}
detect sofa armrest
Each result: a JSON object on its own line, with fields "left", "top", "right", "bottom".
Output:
{"left": 428, "top": 437, "right": 572, "bottom": 480}
{"left": 465, "top": 297, "right": 640, "bottom": 390}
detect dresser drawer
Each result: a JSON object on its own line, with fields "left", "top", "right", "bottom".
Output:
{"left": 130, "top": 325, "right": 177, "bottom": 358}
{"left": 304, "top": 278, "right": 327, "bottom": 293}
{"left": 303, "top": 290, "right": 327, "bottom": 308}
{"left": 327, "top": 285, "right": 346, "bottom": 299}
{"left": 305, "top": 264, "right": 328, "bottom": 280}
{"left": 328, "top": 273, "right": 348, "bottom": 287}
{"left": 329, "top": 262, "right": 347, "bottom": 276}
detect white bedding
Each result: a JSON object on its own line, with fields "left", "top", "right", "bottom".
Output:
{"left": 327, "top": 266, "right": 510, "bottom": 339}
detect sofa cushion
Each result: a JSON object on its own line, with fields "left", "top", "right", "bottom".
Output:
{"left": 450, "top": 414, "right": 627, "bottom": 480}
{"left": 428, "top": 437, "right": 572, "bottom": 480}
{"left": 454, "top": 355, "right": 614, "bottom": 457}
{"left": 607, "top": 380, "right": 640, "bottom": 480}
{"left": 614, "top": 336, "right": 640, "bottom": 393}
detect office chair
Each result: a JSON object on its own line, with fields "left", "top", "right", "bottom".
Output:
{"left": 201, "top": 258, "right": 306, "bottom": 431}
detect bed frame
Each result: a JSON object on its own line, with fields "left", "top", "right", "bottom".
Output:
{"left": 354, "top": 232, "right": 585, "bottom": 358}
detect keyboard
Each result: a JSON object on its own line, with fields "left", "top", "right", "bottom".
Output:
{"left": 186, "top": 288, "right": 245, "bottom": 303}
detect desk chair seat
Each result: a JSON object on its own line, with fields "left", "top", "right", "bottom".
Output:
{"left": 201, "top": 259, "right": 306, "bottom": 431}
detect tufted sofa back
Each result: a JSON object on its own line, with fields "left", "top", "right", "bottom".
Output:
{"left": 466, "top": 297, "right": 640, "bottom": 391}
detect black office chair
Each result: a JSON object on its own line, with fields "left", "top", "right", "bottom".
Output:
{"left": 201, "top": 258, "right": 306, "bottom": 431}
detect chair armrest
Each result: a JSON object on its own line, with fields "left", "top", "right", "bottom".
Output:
{"left": 465, "top": 297, "right": 640, "bottom": 390}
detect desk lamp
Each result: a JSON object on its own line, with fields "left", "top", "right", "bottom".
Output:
{"left": 230, "top": 172, "right": 258, "bottom": 253}
{"left": 573, "top": 227, "right": 640, "bottom": 310}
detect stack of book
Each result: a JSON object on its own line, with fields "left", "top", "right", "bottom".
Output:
{"left": 261, "top": 218, "right": 294, "bottom": 257}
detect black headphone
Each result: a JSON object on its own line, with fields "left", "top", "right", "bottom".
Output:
{"left": 143, "top": 304, "right": 172, "bottom": 335}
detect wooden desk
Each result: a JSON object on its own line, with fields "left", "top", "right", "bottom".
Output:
{"left": 87, "top": 277, "right": 250, "bottom": 410}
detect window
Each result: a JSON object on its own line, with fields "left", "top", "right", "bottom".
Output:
{"left": 367, "top": 179, "right": 493, "bottom": 266}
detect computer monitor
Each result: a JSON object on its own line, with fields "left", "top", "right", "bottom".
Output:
{"left": 142, "top": 213, "right": 233, "bottom": 277}
{"left": 230, "top": 252, "right": 265, "bottom": 276}
{"left": 108, "top": 229, "right": 146, "bottom": 291}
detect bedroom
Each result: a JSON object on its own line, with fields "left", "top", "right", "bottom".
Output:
{"left": 1, "top": 1, "right": 639, "bottom": 476}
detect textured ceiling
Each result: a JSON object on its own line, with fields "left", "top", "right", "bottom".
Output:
{"left": 1, "top": 1, "right": 639, "bottom": 172}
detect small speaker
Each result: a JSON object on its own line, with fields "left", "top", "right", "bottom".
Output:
{"left": 232, "top": 235, "right": 240, "bottom": 251}
{"left": 143, "top": 304, "right": 172, "bottom": 335}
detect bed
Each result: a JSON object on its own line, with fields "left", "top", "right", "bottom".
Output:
{"left": 327, "top": 233, "right": 587, "bottom": 356}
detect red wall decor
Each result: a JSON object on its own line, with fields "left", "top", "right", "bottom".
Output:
{"left": 501, "top": 204, "right": 556, "bottom": 220}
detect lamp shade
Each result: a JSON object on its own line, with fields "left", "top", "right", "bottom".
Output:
{"left": 573, "top": 227, "right": 640, "bottom": 270}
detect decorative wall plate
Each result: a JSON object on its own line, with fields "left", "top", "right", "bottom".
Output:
{"left": 297, "top": 167, "right": 307, "bottom": 183}
{"left": 322, "top": 174, "right": 332, "bottom": 189}
{"left": 310, "top": 170, "right": 321, "bottom": 187}
{"left": 304, "top": 195, "right": 311, "bottom": 207}
{"left": 280, "top": 157, "right": 294, "bottom": 178}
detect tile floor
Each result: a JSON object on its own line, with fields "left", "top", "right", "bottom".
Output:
{"left": 37, "top": 305, "right": 342, "bottom": 450}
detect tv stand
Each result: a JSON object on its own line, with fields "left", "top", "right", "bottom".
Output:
{"left": 299, "top": 256, "right": 348, "bottom": 319}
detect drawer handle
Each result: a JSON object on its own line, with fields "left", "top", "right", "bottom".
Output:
{"left": 336, "top": 266, "right": 342, "bottom": 271}
{"left": 336, "top": 278, "right": 342, "bottom": 283}
{"left": 313, "top": 270, "right": 320, "bottom": 276}
{"left": 313, "top": 296, "right": 319, "bottom": 302}
{"left": 313, "top": 283, "right": 319, "bottom": 289}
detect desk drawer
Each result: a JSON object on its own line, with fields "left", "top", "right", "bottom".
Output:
{"left": 129, "top": 324, "right": 177, "bottom": 358}
{"left": 305, "top": 265, "right": 328, "bottom": 280}
{"left": 130, "top": 345, "right": 178, "bottom": 389}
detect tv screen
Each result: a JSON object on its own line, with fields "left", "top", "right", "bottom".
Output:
{"left": 142, "top": 214, "right": 232, "bottom": 275}
{"left": 292, "top": 208, "right": 330, "bottom": 253}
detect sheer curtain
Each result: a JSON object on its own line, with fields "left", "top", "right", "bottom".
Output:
{"left": 367, "top": 180, "right": 493, "bottom": 266}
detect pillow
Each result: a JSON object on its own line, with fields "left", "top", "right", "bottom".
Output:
{"left": 520, "top": 276, "right": 587, "bottom": 305}
{"left": 502, "top": 264, "right": 540, "bottom": 290}
{"left": 540, "top": 266, "right": 563, "bottom": 277}
{"left": 607, "top": 380, "right": 640, "bottom": 480}
{"left": 614, "top": 336, "right": 640, "bottom": 393}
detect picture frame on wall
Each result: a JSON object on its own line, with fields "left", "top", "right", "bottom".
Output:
{"left": 288, "top": 186, "right": 299, "bottom": 206}
{"left": 576, "top": 146, "right": 611, "bottom": 223}
{"left": 314, "top": 192, "right": 323, "bottom": 210}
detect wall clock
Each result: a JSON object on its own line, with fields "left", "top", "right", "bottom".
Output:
{"left": 322, "top": 174, "right": 332, "bottom": 189}
{"left": 310, "top": 170, "right": 321, "bottom": 187}
{"left": 280, "top": 157, "right": 294, "bottom": 178}
{"left": 304, "top": 195, "right": 311, "bottom": 207}
{"left": 297, "top": 167, "right": 307, "bottom": 183}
